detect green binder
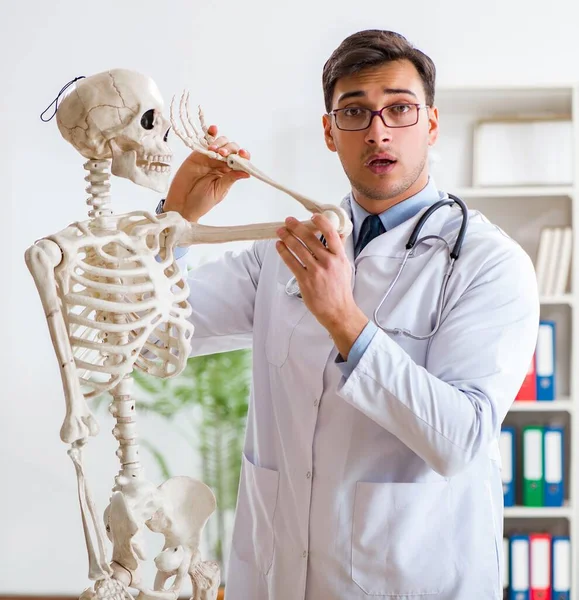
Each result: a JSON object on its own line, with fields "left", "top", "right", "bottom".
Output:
{"left": 523, "top": 425, "right": 544, "bottom": 507}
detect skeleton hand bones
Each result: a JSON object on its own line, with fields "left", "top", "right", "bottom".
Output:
{"left": 168, "top": 93, "right": 353, "bottom": 244}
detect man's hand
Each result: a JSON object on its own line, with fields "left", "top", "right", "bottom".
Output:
{"left": 276, "top": 213, "right": 369, "bottom": 359}
{"left": 164, "top": 125, "right": 251, "bottom": 222}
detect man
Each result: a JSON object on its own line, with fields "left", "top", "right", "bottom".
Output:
{"left": 161, "top": 30, "right": 539, "bottom": 599}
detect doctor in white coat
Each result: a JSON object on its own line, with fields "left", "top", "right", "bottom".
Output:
{"left": 162, "top": 29, "right": 540, "bottom": 600}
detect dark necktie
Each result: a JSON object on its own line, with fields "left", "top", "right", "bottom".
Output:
{"left": 355, "top": 214, "right": 386, "bottom": 257}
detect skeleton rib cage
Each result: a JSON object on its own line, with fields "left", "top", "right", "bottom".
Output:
{"left": 51, "top": 211, "right": 194, "bottom": 399}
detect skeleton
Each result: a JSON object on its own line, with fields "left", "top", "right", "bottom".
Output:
{"left": 26, "top": 69, "right": 352, "bottom": 599}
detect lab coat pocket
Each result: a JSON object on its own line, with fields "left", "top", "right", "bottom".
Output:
{"left": 352, "top": 481, "right": 453, "bottom": 596}
{"left": 232, "top": 453, "right": 280, "bottom": 576}
{"left": 265, "top": 281, "right": 309, "bottom": 367}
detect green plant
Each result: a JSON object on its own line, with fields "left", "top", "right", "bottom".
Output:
{"left": 129, "top": 349, "right": 251, "bottom": 572}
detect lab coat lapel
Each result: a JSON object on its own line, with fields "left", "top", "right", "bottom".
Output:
{"left": 339, "top": 195, "right": 356, "bottom": 266}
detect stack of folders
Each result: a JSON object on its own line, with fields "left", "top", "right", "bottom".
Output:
{"left": 515, "top": 320, "right": 556, "bottom": 402}
{"left": 500, "top": 425, "right": 564, "bottom": 508}
{"left": 535, "top": 226, "right": 572, "bottom": 297}
{"left": 503, "top": 534, "right": 570, "bottom": 599}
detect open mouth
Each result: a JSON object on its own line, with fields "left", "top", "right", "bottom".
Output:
{"left": 137, "top": 154, "right": 172, "bottom": 173}
{"left": 366, "top": 158, "right": 396, "bottom": 174}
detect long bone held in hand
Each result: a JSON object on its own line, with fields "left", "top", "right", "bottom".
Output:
{"left": 169, "top": 93, "right": 353, "bottom": 244}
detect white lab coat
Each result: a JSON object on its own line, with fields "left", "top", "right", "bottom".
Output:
{"left": 186, "top": 196, "right": 540, "bottom": 600}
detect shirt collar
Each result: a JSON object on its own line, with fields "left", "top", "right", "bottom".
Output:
{"left": 349, "top": 177, "right": 443, "bottom": 245}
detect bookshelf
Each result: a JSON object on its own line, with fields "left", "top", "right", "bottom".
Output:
{"left": 435, "top": 83, "right": 578, "bottom": 598}
{"left": 504, "top": 506, "right": 574, "bottom": 519}
{"left": 509, "top": 399, "right": 573, "bottom": 413}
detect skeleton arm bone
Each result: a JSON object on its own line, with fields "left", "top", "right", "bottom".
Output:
{"left": 25, "top": 239, "right": 99, "bottom": 443}
{"left": 169, "top": 96, "right": 353, "bottom": 243}
{"left": 177, "top": 216, "right": 324, "bottom": 246}
{"left": 68, "top": 442, "right": 113, "bottom": 580}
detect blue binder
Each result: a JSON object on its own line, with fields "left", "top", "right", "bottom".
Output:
{"left": 510, "top": 534, "right": 530, "bottom": 600}
{"left": 544, "top": 425, "right": 564, "bottom": 507}
{"left": 536, "top": 320, "right": 555, "bottom": 401}
{"left": 500, "top": 426, "right": 516, "bottom": 507}
{"left": 552, "top": 536, "right": 570, "bottom": 599}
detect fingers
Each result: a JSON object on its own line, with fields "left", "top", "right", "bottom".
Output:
{"left": 221, "top": 170, "right": 251, "bottom": 185}
{"left": 277, "top": 219, "right": 321, "bottom": 269}
{"left": 276, "top": 240, "right": 306, "bottom": 277}
{"left": 281, "top": 217, "right": 331, "bottom": 263}
{"left": 208, "top": 135, "right": 231, "bottom": 152}
{"left": 311, "top": 213, "right": 345, "bottom": 255}
{"left": 206, "top": 126, "right": 251, "bottom": 160}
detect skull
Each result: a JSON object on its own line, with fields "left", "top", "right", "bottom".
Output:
{"left": 56, "top": 69, "right": 172, "bottom": 193}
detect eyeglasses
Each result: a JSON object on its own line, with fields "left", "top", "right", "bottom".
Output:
{"left": 330, "top": 103, "right": 429, "bottom": 131}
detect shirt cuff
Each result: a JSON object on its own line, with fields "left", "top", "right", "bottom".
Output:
{"left": 335, "top": 320, "right": 378, "bottom": 379}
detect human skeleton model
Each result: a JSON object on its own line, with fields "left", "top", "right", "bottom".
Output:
{"left": 26, "top": 69, "right": 352, "bottom": 600}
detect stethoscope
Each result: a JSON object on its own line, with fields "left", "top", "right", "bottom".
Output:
{"left": 285, "top": 193, "right": 469, "bottom": 340}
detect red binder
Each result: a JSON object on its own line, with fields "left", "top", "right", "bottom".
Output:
{"left": 515, "top": 352, "right": 537, "bottom": 401}
{"left": 530, "top": 532, "right": 551, "bottom": 600}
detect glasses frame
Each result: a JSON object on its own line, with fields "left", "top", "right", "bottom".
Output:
{"left": 330, "top": 103, "right": 430, "bottom": 131}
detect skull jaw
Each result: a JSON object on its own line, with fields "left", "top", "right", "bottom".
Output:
{"left": 110, "top": 139, "right": 171, "bottom": 194}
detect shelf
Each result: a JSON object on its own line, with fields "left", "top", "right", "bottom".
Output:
{"left": 504, "top": 506, "right": 573, "bottom": 519}
{"left": 435, "top": 85, "right": 574, "bottom": 116}
{"left": 510, "top": 399, "right": 573, "bottom": 412}
{"left": 454, "top": 186, "right": 574, "bottom": 199}
{"left": 540, "top": 295, "right": 574, "bottom": 306}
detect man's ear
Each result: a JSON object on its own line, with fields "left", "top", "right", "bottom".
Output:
{"left": 323, "top": 113, "right": 337, "bottom": 152}
{"left": 427, "top": 106, "right": 439, "bottom": 146}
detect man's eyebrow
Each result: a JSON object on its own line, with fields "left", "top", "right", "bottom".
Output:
{"left": 336, "top": 88, "right": 418, "bottom": 104}
{"left": 384, "top": 88, "right": 418, "bottom": 98}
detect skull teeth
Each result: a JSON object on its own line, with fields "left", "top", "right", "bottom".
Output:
{"left": 143, "top": 154, "right": 172, "bottom": 165}
{"left": 137, "top": 154, "right": 172, "bottom": 173}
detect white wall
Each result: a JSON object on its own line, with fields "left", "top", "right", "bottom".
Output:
{"left": 3, "top": 0, "right": 578, "bottom": 592}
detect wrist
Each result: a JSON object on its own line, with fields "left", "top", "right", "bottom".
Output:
{"left": 325, "top": 306, "right": 369, "bottom": 360}
{"left": 162, "top": 193, "right": 184, "bottom": 215}
{"left": 162, "top": 193, "right": 199, "bottom": 223}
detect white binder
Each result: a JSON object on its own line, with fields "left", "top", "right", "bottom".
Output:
{"left": 510, "top": 535, "right": 530, "bottom": 595}
{"left": 552, "top": 536, "right": 571, "bottom": 598}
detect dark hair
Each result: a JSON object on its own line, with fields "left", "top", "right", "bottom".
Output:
{"left": 322, "top": 30, "right": 436, "bottom": 113}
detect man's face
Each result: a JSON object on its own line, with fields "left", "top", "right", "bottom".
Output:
{"left": 323, "top": 59, "right": 439, "bottom": 211}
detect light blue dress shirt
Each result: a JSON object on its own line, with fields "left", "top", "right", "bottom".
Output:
{"left": 336, "top": 178, "right": 442, "bottom": 378}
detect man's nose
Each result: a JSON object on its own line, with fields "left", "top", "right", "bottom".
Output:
{"left": 364, "top": 113, "right": 393, "bottom": 145}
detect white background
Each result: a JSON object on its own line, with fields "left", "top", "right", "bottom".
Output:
{"left": 3, "top": 0, "right": 579, "bottom": 592}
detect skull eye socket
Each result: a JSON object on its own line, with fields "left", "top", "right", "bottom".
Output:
{"left": 140, "top": 109, "right": 155, "bottom": 130}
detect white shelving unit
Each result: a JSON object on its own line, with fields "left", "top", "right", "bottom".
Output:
{"left": 435, "top": 84, "right": 578, "bottom": 599}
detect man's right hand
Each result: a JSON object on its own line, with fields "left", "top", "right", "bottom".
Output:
{"left": 163, "top": 124, "right": 251, "bottom": 222}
